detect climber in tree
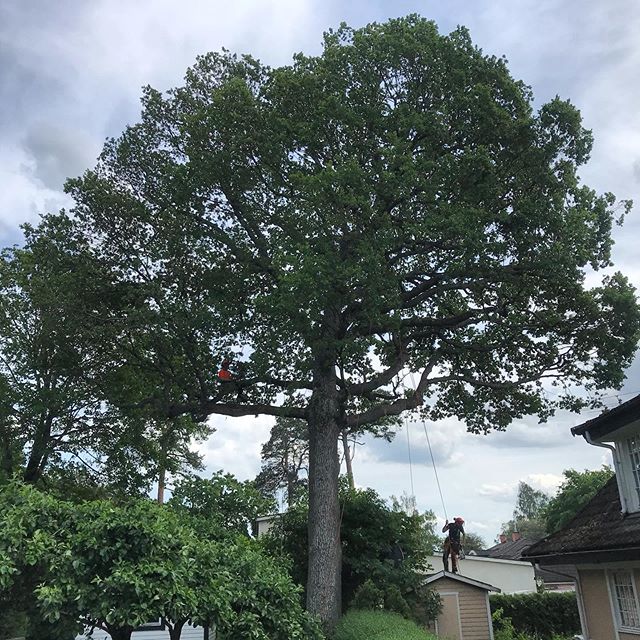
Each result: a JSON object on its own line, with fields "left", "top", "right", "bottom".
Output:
{"left": 218, "top": 358, "right": 245, "bottom": 401}
{"left": 442, "top": 517, "right": 465, "bottom": 574}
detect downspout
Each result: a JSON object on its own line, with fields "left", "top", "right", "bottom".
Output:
{"left": 533, "top": 562, "right": 589, "bottom": 638}
{"left": 583, "top": 431, "right": 627, "bottom": 514}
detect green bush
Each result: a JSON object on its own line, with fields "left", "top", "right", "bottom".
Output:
{"left": 490, "top": 592, "right": 580, "bottom": 640}
{"left": 334, "top": 609, "right": 436, "bottom": 640}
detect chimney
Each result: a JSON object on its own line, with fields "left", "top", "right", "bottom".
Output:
{"left": 512, "top": 532, "right": 521, "bottom": 542}
{"left": 499, "top": 534, "right": 507, "bottom": 544}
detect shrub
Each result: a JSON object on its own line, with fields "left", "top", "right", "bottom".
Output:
{"left": 333, "top": 609, "right": 436, "bottom": 640}
{"left": 490, "top": 592, "right": 580, "bottom": 640}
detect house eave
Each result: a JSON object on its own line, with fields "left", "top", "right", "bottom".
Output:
{"left": 525, "top": 546, "right": 640, "bottom": 566}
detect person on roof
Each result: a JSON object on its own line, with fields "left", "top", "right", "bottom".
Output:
{"left": 442, "top": 517, "right": 465, "bottom": 573}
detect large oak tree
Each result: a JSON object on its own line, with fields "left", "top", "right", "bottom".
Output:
{"left": 59, "top": 17, "right": 638, "bottom": 626}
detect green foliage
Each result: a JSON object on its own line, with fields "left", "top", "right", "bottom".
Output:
{"left": 0, "top": 214, "right": 210, "bottom": 492}
{"left": 351, "top": 579, "right": 384, "bottom": 610}
{"left": 168, "top": 471, "right": 275, "bottom": 539}
{"left": 544, "top": 467, "right": 614, "bottom": 533}
{"left": 0, "top": 480, "right": 318, "bottom": 640}
{"left": 333, "top": 609, "right": 436, "bottom": 640}
{"left": 492, "top": 608, "right": 529, "bottom": 640}
{"left": 490, "top": 592, "right": 580, "bottom": 640}
{"left": 265, "top": 484, "right": 441, "bottom": 623}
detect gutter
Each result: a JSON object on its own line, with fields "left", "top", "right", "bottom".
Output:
{"left": 525, "top": 545, "right": 640, "bottom": 562}
{"left": 582, "top": 430, "right": 628, "bottom": 514}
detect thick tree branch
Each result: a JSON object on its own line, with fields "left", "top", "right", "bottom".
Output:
{"left": 342, "top": 338, "right": 408, "bottom": 396}
{"left": 167, "top": 398, "right": 306, "bottom": 420}
{"left": 345, "top": 360, "right": 436, "bottom": 427}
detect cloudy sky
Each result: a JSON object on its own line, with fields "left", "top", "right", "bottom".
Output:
{"left": 2, "top": 0, "right": 639, "bottom": 542}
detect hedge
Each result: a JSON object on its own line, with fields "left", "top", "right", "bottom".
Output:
{"left": 333, "top": 609, "right": 436, "bottom": 640}
{"left": 490, "top": 591, "right": 580, "bottom": 639}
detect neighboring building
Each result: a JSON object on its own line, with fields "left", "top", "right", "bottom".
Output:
{"left": 426, "top": 553, "right": 536, "bottom": 594}
{"left": 256, "top": 513, "right": 281, "bottom": 537}
{"left": 479, "top": 532, "right": 538, "bottom": 561}
{"left": 524, "top": 392, "right": 640, "bottom": 640}
{"left": 425, "top": 570, "right": 499, "bottom": 640}
{"left": 478, "top": 532, "right": 576, "bottom": 592}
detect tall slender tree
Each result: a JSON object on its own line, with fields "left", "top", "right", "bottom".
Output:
{"left": 59, "top": 17, "right": 638, "bottom": 626}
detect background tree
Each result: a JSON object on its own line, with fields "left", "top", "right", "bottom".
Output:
{"left": 462, "top": 532, "right": 487, "bottom": 553}
{"left": 0, "top": 215, "right": 210, "bottom": 493}
{"left": 168, "top": 471, "right": 274, "bottom": 538}
{"left": 544, "top": 467, "right": 614, "bottom": 534}
{"left": 501, "top": 481, "right": 550, "bottom": 540}
{"left": 255, "top": 417, "right": 309, "bottom": 507}
{"left": 56, "top": 16, "right": 639, "bottom": 626}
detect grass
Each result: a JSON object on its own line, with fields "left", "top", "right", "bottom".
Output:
{"left": 333, "top": 609, "right": 436, "bottom": 640}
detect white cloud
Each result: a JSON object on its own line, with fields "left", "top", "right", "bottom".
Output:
{"left": 526, "top": 473, "right": 563, "bottom": 493}
{"left": 477, "top": 483, "right": 517, "bottom": 501}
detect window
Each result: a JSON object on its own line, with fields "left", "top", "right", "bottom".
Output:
{"left": 610, "top": 570, "right": 640, "bottom": 631}
{"left": 627, "top": 436, "right": 640, "bottom": 507}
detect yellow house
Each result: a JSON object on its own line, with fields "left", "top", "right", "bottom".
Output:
{"left": 525, "top": 393, "right": 640, "bottom": 640}
{"left": 424, "top": 570, "right": 499, "bottom": 640}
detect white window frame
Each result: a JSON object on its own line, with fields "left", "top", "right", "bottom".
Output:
{"left": 616, "top": 436, "right": 640, "bottom": 513}
{"left": 136, "top": 618, "right": 164, "bottom": 631}
{"left": 607, "top": 569, "right": 640, "bottom": 634}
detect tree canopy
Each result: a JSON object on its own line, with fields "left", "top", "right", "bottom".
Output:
{"left": 501, "top": 481, "right": 550, "bottom": 540}
{"left": 544, "top": 466, "right": 614, "bottom": 533}
{"left": 3, "top": 14, "right": 639, "bottom": 626}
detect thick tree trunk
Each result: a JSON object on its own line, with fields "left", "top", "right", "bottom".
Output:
{"left": 23, "top": 414, "right": 52, "bottom": 483}
{"left": 306, "top": 351, "right": 342, "bottom": 630}
{"left": 106, "top": 626, "right": 133, "bottom": 640}
{"left": 166, "top": 618, "right": 186, "bottom": 640}
{"left": 157, "top": 464, "right": 166, "bottom": 504}
{"left": 341, "top": 430, "right": 354, "bottom": 489}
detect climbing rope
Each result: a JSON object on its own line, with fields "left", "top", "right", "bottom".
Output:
{"left": 407, "top": 372, "right": 449, "bottom": 521}
{"left": 421, "top": 418, "right": 448, "bottom": 522}
{"left": 404, "top": 415, "right": 415, "bottom": 498}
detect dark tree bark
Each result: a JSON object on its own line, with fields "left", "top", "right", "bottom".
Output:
{"left": 157, "top": 464, "right": 166, "bottom": 504}
{"left": 106, "top": 626, "right": 133, "bottom": 640}
{"left": 306, "top": 350, "right": 342, "bottom": 629}
{"left": 23, "top": 414, "right": 52, "bottom": 483}
{"left": 165, "top": 618, "right": 186, "bottom": 640}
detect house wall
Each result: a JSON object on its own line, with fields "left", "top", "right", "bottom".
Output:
{"left": 578, "top": 568, "right": 617, "bottom": 640}
{"left": 76, "top": 624, "right": 205, "bottom": 640}
{"left": 426, "top": 555, "right": 536, "bottom": 594}
{"left": 429, "top": 577, "right": 493, "bottom": 640}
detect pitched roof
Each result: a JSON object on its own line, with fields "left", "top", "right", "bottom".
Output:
{"left": 571, "top": 393, "right": 640, "bottom": 439}
{"left": 536, "top": 564, "right": 577, "bottom": 584}
{"left": 477, "top": 537, "right": 539, "bottom": 561}
{"left": 424, "top": 570, "right": 500, "bottom": 592}
{"left": 524, "top": 477, "right": 640, "bottom": 561}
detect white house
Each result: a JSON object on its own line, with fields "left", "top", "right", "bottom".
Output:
{"left": 426, "top": 553, "right": 536, "bottom": 594}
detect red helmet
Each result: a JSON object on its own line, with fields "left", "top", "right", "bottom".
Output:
{"left": 454, "top": 517, "right": 465, "bottom": 524}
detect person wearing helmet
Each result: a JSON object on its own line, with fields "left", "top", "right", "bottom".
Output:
{"left": 442, "top": 517, "right": 465, "bottom": 573}
{"left": 217, "top": 358, "right": 245, "bottom": 401}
